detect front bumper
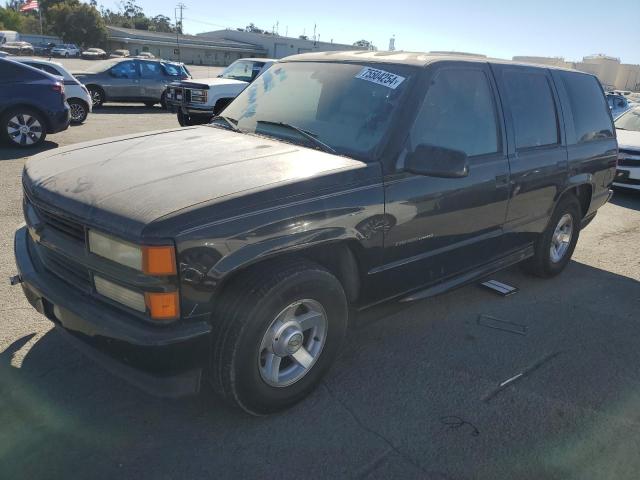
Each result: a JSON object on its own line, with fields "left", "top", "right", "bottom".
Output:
{"left": 13, "top": 226, "right": 212, "bottom": 397}
{"left": 613, "top": 166, "right": 640, "bottom": 190}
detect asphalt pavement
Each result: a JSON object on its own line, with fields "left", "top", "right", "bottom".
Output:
{"left": 1, "top": 106, "right": 639, "bottom": 480}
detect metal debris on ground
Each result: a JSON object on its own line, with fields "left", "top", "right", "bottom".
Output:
{"left": 482, "top": 351, "right": 563, "bottom": 403}
{"left": 477, "top": 314, "right": 528, "bottom": 335}
{"left": 480, "top": 279, "right": 519, "bottom": 296}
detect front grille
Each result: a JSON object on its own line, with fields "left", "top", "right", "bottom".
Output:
{"left": 37, "top": 207, "right": 85, "bottom": 242}
{"left": 38, "top": 245, "right": 92, "bottom": 293}
{"left": 618, "top": 148, "right": 640, "bottom": 167}
{"left": 24, "top": 190, "right": 85, "bottom": 243}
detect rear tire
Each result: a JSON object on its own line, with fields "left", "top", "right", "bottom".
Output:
{"left": 68, "top": 99, "right": 89, "bottom": 124}
{"left": 522, "top": 195, "right": 581, "bottom": 278}
{"left": 210, "top": 259, "right": 348, "bottom": 415}
{"left": 0, "top": 108, "right": 47, "bottom": 147}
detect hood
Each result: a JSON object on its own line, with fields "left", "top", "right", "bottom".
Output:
{"left": 24, "top": 127, "right": 369, "bottom": 239}
{"left": 174, "top": 77, "right": 247, "bottom": 89}
{"left": 617, "top": 129, "right": 640, "bottom": 150}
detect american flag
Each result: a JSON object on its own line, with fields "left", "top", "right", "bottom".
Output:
{"left": 20, "top": 0, "right": 39, "bottom": 12}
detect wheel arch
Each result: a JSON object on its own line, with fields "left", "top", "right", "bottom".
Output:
{"left": 209, "top": 239, "right": 364, "bottom": 306}
{"left": 85, "top": 84, "right": 106, "bottom": 99}
{"left": 555, "top": 177, "right": 593, "bottom": 219}
{"left": 0, "top": 102, "right": 52, "bottom": 132}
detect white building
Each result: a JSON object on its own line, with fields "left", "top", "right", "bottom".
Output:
{"left": 513, "top": 54, "right": 640, "bottom": 91}
{"left": 197, "top": 29, "right": 358, "bottom": 59}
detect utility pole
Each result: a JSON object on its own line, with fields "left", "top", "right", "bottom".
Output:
{"left": 175, "top": 3, "right": 186, "bottom": 61}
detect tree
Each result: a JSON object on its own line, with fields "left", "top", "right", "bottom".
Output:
{"left": 47, "top": 2, "right": 106, "bottom": 47}
{"left": 0, "top": 6, "right": 23, "bottom": 31}
{"left": 353, "top": 39, "right": 377, "bottom": 51}
{"left": 150, "top": 14, "right": 173, "bottom": 33}
{"left": 20, "top": 14, "right": 41, "bottom": 34}
{"left": 245, "top": 22, "right": 264, "bottom": 34}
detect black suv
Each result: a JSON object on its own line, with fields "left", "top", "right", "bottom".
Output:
{"left": 0, "top": 58, "right": 70, "bottom": 147}
{"left": 13, "top": 52, "right": 616, "bottom": 414}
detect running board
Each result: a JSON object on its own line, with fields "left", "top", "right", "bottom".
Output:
{"left": 400, "top": 245, "right": 533, "bottom": 303}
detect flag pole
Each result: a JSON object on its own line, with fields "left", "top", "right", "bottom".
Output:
{"left": 39, "top": 7, "right": 43, "bottom": 37}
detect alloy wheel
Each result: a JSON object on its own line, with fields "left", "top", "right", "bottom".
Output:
{"left": 69, "top": 103, "right": 86, "bottom": 122}
{"left": 258, "top": 299, "right": 328, "bottom": 387}
{"left": 550, "top": 213, "right": 573, "bottom": 263}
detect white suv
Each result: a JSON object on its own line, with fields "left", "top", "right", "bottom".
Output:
{"left": 15, "top": 57, "right": 92, "bottom": 123}
{"left": 51, "top": 44, "right": 81, "bottom": 58}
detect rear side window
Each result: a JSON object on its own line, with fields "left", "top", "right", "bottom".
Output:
{"left": 560, "top": 72, "right": 613, "bottom": 143}
{"left": 411, "top": 68, "right": 499, "bottom": 157}
{"left": 110, "top": 61, "right": 138, "bottom": 79}
{"left": 0, "top": 61, "right": 44, "bottom": 81}
{"left": 502, "top": 70, "right": 559, "bottom": 149}
{"left": 26, "top": 62, "right": 61, "bottom": 76}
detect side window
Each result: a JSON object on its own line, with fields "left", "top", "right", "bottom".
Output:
{"left": 0, "top": 62, "right": 42, "bottom": 82}
{"left": 140, "top": 61, "right": 161, "bottom": 79}
{"left": 559, "top": 72, "right": 614, "bottom": 144}
{"left": 502, "top": 70, "right": 559, "bottom": 149}
{"left": 110, "top": 61, "right": 138, "bottom": 79}
{"left": 27, "top": 63, "right": 61, "bottom": 76}
{"left": 411, "top": 68, "right": 499, "bottom": 157}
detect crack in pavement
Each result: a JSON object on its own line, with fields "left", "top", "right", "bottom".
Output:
{"left": 322, "top": 381, "right": 434, "bottom": 477}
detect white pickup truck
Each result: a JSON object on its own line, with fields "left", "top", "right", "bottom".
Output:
{"left": 166, "top": 58, "right": 275, "bottom": 126}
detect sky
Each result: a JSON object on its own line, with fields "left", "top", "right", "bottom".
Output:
{"left": 102, "top": 0, "right": 640, "bottom": 64}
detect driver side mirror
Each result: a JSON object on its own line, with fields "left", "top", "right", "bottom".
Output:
{"left": 405, "top": 144, "right": 469, "bottom": 178}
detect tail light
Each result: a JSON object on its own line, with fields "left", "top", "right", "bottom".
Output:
{"left": 52, "top": 83, "right": 65, "bottom": 96}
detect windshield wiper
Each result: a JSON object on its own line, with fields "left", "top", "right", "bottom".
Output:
{"left": 256, "top": 120, "right": 336, "bottom": 154}
{"left": 210, "top": 115, "right": 240, "bottom": 132}
{"left": 616, "top": 127, "right": 626, "bottom": 130}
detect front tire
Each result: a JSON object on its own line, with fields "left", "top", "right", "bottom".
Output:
{"left": 0, "top": 108, "right": 47, "bottom": 147}
{"left": 211, "top": 259, "right": 348, "bottom": 415}
{"left": 68, "top": 99, "right": 89, "bottom": 124}
{"left": 522, "top": 195, "right": 581, "bottom": 277}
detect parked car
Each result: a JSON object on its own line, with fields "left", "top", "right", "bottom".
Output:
{"left": 32, "top": 42, "right": 57, "bottom": 56}
{"left": 51, "top": 44, "right": 81, "bottom": 57}
{"left": 0, "top": 58, "right": 69, "bottom": 147}
{"left": 0, "top": 30, "right": 19, "bottom": 44}
{"left": 166, "top": 57, "right": 275, "bottom": 126}
{"left": 73, "top": 58, "right": 191, "bottom": 108}
{"left": 0, "top": 41, "right": 34, "bottom": 56}
{"left": 81, "top": 48, "right": 108, "bottom": 60}
{"left": 110, "top": 49, "right": 129, "bottom": 58}
{"left": 606, "top": 93, "right": 631, "bottom": 118}
{"left": 12, "top": 52, "right": 616, "bottom": 414}
{"left": 613, "top": 106, "right": 640, "bottom": 191}
{"left": 14, "top": 57, "right": 92, "bottom": 124}
{"left": 135, "top": 52, "right": 155, "bottom": 59}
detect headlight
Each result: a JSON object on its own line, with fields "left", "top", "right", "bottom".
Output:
{"left": 190, "top": 89, "right": 207, "bottom": 103}
{"left": 88, "top": 230, "right": 176, "bottom": 275}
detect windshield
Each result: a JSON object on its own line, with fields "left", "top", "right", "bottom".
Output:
{"left": 220, "top": 60, "right": 265, "bottom": 82}
{"left": 221, "top": 62, "right": 415, "bottom": 160}
{"left": 615, "top": 107, "right": 640, "bottom": 132}
{"left": 82, "top": 59, "right": 120, "bottom": 73}
{"left": 162, "top": 62, "right": 190, "bottom": 77}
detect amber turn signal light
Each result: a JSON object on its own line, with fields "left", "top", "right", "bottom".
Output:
{"left": 142, "top": 246, "right": 176, "bottom": 276}
{"left": 145, "top": 291, "right": 180, "bottom": 320}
